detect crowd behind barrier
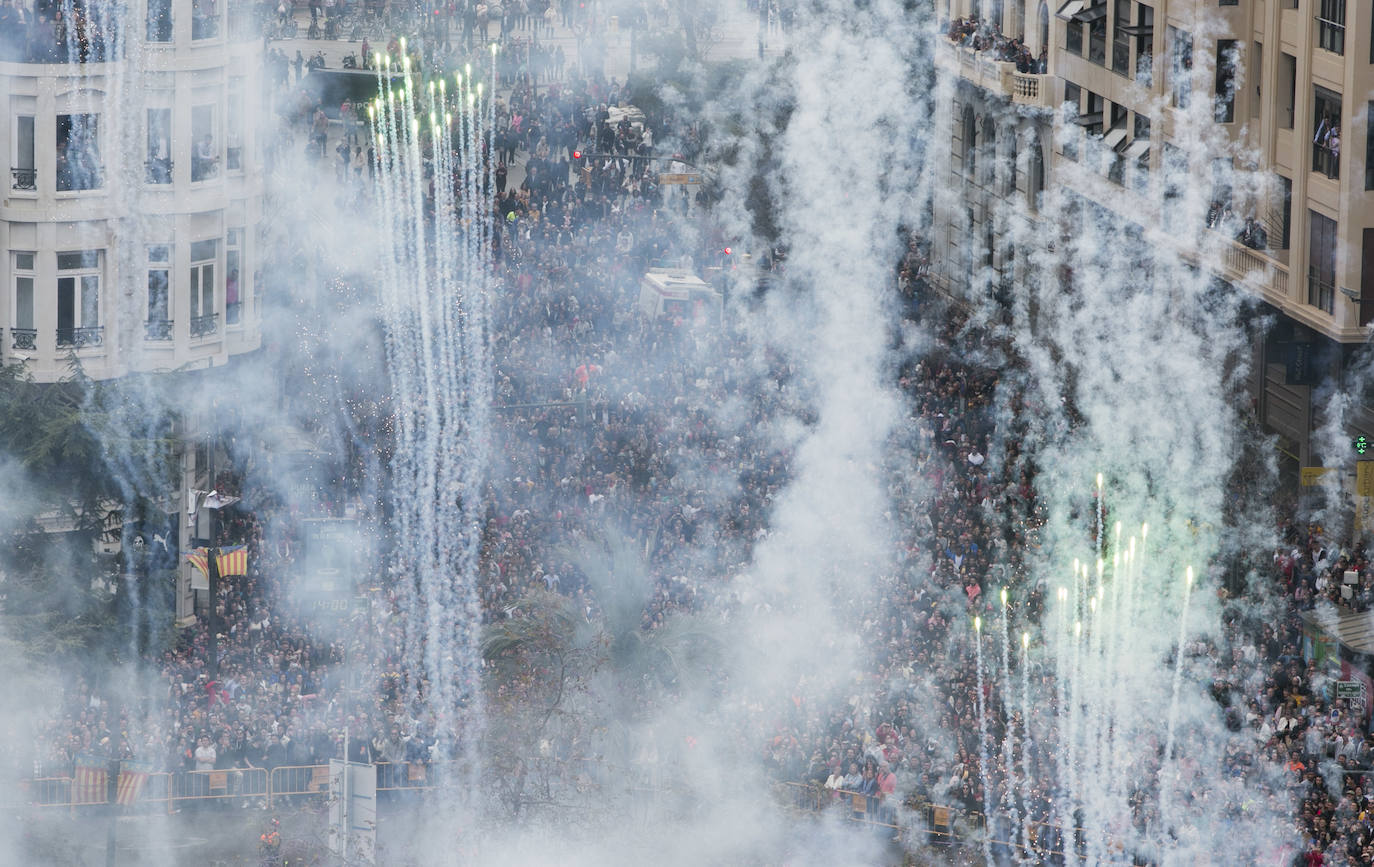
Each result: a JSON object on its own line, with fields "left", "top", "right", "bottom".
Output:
{"left": 10, "top": 761, "right": 460, "bottom": 813}
{"left": 4, "top": 2, "right": 1374, "bottom": 865}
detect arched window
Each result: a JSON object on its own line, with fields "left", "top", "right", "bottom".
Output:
{"left": 1007, "top": 131, "right": 1019, "bottom": 195}
{"left": 982, "top": 116, "right": 997, "bottom": 186}
{"left": 963, "top": 105, "right": 977, "bottom": 178}
{"left": 1038, "top": 2, "right": 1049, "bottom": 54}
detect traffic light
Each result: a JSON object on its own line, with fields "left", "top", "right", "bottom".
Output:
{"left": 722, "top": 247, "right": 732, "bottom": 256}
{"left": 572, "top": 150, "right": 582, "bottom": 160}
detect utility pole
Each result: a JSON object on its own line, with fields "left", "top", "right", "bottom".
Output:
{"left": 207, "top": 546, "right": 221, "bottom": 679}
{"left": 105, "top": 758, "right": 119, "bottom": 867}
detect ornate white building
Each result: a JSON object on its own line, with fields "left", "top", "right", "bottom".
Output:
{"left": 2, "top": 0, "right": 265, "bottom": 382}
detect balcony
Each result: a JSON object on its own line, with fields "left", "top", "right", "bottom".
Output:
{"left": 55, "top": 326, "right": 104, "bottom": 348}
{"left": 10, "top": 168, "right": 36, "bottom": 191}
{"left": 10, "top": 328, "right": 37, "bottom": 351}
{"left": 935, "top": 40, "right": 1053, "bottom": 110}
{"left": 145, "top": 319, "right": 174, "bottom": 341}
{"left": 190, "top": 314, "right": 219, "bottom": 338}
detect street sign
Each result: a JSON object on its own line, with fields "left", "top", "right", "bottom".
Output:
{"left": 1336, "top": 680, "right": 1365, "bottom": 700}
{"left": 659, "top": 172, "right": 702, "bottom": 185}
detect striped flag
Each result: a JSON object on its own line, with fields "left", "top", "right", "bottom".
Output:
{"left": 73, "top": 753, "right": 108, "bottom": 805}
{"left": 116, "top": 759, "right": 155, "bottom": 806}
{"left": 216, "top": 545, "right": 249, "bottom": 577}
{"left": 185, "top": 547, "right": 209, "bottom": 577}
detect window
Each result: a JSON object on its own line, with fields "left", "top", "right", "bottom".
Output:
{"left": 147, "top": 0, "right": 172, "bottom": 41}
{"left": 192, "top": 0, "right": 220, "bottom": 39}
{"left": 1272, "top": 175, "right": 1292, "bottom": 250}
{"left": 147, "top": 108, "right": 172, "bottom": 184}
{"left": 1062, "top": 83, "right": 1082, "bottom": 161}
{"left": 147, "top": 245, "right": 172, "bottom": 340}
{"left": 1361, "top": 230, "right": 1374, "bottom": 327}
{"left": 1214, "top": 40, "right": 1238, "bottom": 123}
{"left": 1111, "top": 0, "right": 1131, "bottom": 75}
{"left": 1278, "top": 53, "right": 1296, "bottom": 129}
{"left": 189, "top": 240, "right": 217, "bottom": 337}
{"left": 981, "top": 117, "right": 997, "bottom": 187}
{"left": 1169, "top": 27, "right": 1193, "bottom": 109}
{"left": 1308, "top": 211, "right": 1337, "bottom": 314}
{"left": 56, "top": 251, "right": 102, "bottom": 347}
{"left": 226, "top": 229, "right": 243, "bottom": 326}
{"left": 1006, "top": 133, "right": 1018, "bottom": 197}
{"left": 1128, "top": 115, "right": 1151, "bottom": 191}
{"left": 226, "top": 86, "right": 244, "bottom": 172}
{"left": 962, "top": 106, "right": 977, "bottom": 178}
{"left": 1162, "top": 143, "right": 1186, "bottom": 223}
{"left": 1313, "top": 86, "right": 1342, "bottom": 180}
{"left": 1317, "top": 0, "right": 1345, "bottom": 56}
{"left": 56, "top": 114, "right": 101, "bottom": 192}
{"left": 1130, "top": 5, "right": 1153, "bottom": 83}
{"left": 12, "top": 116, "right": 34, "bottom": 191}
{"left": 1086, "top": 2, "right": 1108, "bottom": 65}
{"left": 11, "top": 252, "right": 35, "bottom": 351}
{"left": 1065, "top": 5, "right": 1083, "bottom": 55}
{"left": 1367, "top": 104, "right": 1374, "bottom": 191}
{"left": 1028, "top": 134, "right": 1045, "bottom": 212}
{"left": 191, "top": 105, "right": 219, "bottom": 182}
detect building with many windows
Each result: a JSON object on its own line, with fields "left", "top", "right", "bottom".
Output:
{"left": 1, "top": 0, "right": 268, "bottom": 624}
{"left": 1, "top": 0, "right": 264, "bottom": 383}
{"left": 935, "top": 0, "right": 1374, "bottom": 489}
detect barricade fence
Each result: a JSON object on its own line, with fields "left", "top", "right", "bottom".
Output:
{"left": 4, "top": 762, "right": 455, "bottom": 812}
{"left": 775, "top": 780, "right": 1101, "bottom": 856}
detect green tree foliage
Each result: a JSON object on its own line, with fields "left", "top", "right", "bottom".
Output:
{"left": 0, "top": 360, "right": 179, "bottom": 667}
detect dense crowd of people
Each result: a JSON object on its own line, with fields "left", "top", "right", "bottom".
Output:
{"left": 946, "top": 15, "right": 1046, "bottom": 75}
{"left": 9, "top": 5, "right": 1374, "bottom": 867}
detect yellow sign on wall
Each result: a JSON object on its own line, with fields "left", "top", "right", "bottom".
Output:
{"left": 1301, "top": 467, "right": 1336, "bottom": 486}
{"left": 1358, "top": 461, "right": 1374, "bottom": 498}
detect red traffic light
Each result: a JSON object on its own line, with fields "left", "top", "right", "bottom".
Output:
{"left": 573, "top": 150, "right": 582, "bottom": 160}
{"left": 723, "top": 247, "right": 732, "bottom": 255}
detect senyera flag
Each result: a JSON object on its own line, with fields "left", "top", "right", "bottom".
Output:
{"left": 116, "top": 759, "right": 156, "bottom": 806}
{"left": 216, "top": 545, "right": 249, "bottom": 577}
{"left": 72, "top": 752, "right": 108, "bottom": 805}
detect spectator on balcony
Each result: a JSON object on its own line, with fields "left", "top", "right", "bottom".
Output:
{"left": 193, "top": 134, "right": 220, "bottom": 181}
{"left": 0, "top": 0, "right": 23, "bottom": 61}
{"left": 1239, "top": 216, "right": 1268, "bottom": 251}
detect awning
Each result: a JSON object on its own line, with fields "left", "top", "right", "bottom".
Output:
{"left": 1056, "top": 0, "right": 1086, "bottom": 20}
{"left": 1073, "top": 112, "right": 1104, "bottom": 127}
{"left": 1102, "top": 128, "right": 1128, "bottom": 150}
{"left": 1073, "top": 4, "right": 1108, "bottom": 23}
{"left": 1302, "top": 605, "right": 1374, "bottom": 657}
{"left": 1124, "top": 139, "right": 1150, "bottom": 161}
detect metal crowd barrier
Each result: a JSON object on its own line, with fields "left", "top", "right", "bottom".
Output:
{"left": 777, "top": 781, "right": 1111, "bottom": 858}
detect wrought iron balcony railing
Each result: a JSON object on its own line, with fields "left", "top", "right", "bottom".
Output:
{"left": 190, "top": 314, "right": 219, "bottom": 338}
{"left": 145, "top": 319, "right": 174, "bottom": 341}
{"left": 10, "top": 328, "right": 37, "bottom": 351}
{"left": 146, "top": 158, "right": 174, "bottom": 185}
{"left": 55, "top": 326, "right": 103, "bottom": 348}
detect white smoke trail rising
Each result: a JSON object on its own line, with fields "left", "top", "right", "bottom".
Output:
{"left": 370, "top": 51, "right": 494, "bottom": 795}
{"left": 974, "top": 616, "right": 993, "bottom": 866}
{"left": 996, "top": 587, "right": 1019, "bottom": 858}
{"left": 1158, "top": 563, "right": 1195, "bottom": 854}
